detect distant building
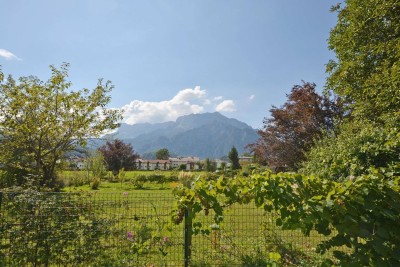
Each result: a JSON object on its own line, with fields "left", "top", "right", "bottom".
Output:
{"left": 239, "top": 156, "right": 253, "bottom": 164}
{"left": 169, "top": 157, "right": 200, "bottom": 171}
{"left": 66, "top": 156, "right": 86, "bottom": 170}
{"left": 215, "top": 159, "right": 231, "bottom": 169}
{"left": 135, "top": 159, "right": 170, "bottom": 171}
{"left": 134, "top": 156, "right": 201, "bottom": 171}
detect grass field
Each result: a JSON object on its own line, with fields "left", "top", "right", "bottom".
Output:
{"left": 1, "top": 171, "right": 332, "bottom": 266}
{"left": 59, "top": 175, "right": 329, "bottom": 266}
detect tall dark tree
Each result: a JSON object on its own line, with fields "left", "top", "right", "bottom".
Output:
{"left": 249, "top": 82, "right": 341, "bottom": 171}
{"left": 98, "top": 139, "right": 139, "bottom": 174}
{"left": 228, "top": 146, "right": 241, "bottom": 170}
{"left": 155, "top": 148, "right": 170, "bottom": 160}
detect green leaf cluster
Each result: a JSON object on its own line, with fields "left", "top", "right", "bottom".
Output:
{"left": 172, "top": 169, "right": 400, "bottom": 266}
{"left": 302, "top": 0, "right": 400, "bottom": 181}
{"left": 327, "top": 0, "right": 400, "bottom": 121}
{"left": 301, "top": 120, "right": 400, "bottom": 180}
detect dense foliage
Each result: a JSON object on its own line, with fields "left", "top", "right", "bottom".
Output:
{"left": 98, "top": 139, "right": 139, "bottom": 174}
{"left": 156, "top": 148, "right": 170, "bottom": 160}
{"left": 303, "top": 0, "right": 400, "bottom": 179}
{"left": 0, "top": 64, "right": 121, "bottom": 188}
{"left": 301, "top": 120, "right": 400, "bottom": 180}
{"left": 326, "top": 0, "right": 400, "bottom": 121}
{"left": 0, "top": 189, "right": 112, "bottom": 266}
{"left": 250, "top": 82, "right": 341, "bottom": 170}
{"left": 172, "top": 170, "right": 400, "bottom": 266}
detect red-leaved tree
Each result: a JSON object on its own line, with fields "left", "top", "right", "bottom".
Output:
{"left": 249, "top": 82, "right": 342, "bottom": 171}
{"left": 98, "top": 139, "right": 139, "bottom": 174}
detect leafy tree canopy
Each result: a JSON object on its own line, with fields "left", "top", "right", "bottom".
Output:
{"left": 327, "top": 0, "right": 400, "bottom": 121}
{"left": 155, "top": 148, "right": 170, "bottom": 160}
{"left": 0, "top": 63, "right": 121, "bottom": 188}
{"left": 302, "top": 0, "right": 400, "bottom": 180}
{"left": 249, "top": 82, "right": 342, "bottom": 170}
{"left": 98, "top": 139, "right": 139, "bottom": 174}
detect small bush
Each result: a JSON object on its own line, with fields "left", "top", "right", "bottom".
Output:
{"left": 90, "top": 177, "right": 101, "bottom": 190}
{"left": 130, "top": 177, "right": 145, "bottom": 189}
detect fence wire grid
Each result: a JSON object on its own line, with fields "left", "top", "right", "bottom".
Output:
{"left": 0, "top": 191, "right": 328, "bottom": 267}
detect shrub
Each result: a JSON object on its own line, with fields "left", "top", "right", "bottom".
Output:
{"left": 301, "top": 120, "right": 400, "bottom": 181}
{"left": 90, "top": 176, "right": 101, "bottom": 190}
{"left": 130, "top": 177, "right": 145, "bottom": 189}
{"left": 172, "top": 169, "right": 400, "bottom": 266}
{"left": 1, "top": 189, "right": 113, "bottom": 266}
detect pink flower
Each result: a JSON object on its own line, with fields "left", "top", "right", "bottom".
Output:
{"left": 127, "top": 231, "right": 133, "bottom": 241}
{"left": 161, "top": 236, "right": 170, "bottom": 245}
{"left": 123, "top": 192, "right": 128, "bottom": 196}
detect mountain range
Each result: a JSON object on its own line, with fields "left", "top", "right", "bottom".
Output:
{"left": 107, "top": 112, "right": 259, "bottom": 159}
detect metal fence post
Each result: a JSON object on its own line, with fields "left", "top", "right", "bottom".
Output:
{"left": 184, "top": 207, "right": 192, "bottom": 267}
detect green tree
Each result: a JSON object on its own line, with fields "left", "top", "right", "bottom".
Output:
{"left": 0, "top": 63, "right": 121, "bottom": 188}
{"left": 86, "top": 151, "right": 107, "bottom": 189}
{"left": 228, "top": 146, "right": 241, "bottom": 170}
{"left": 327, "top": 0, "right": 400, "bottom": 121}
{"left": 204, "top": 158, "right": 216, "bottom": 172}
{"left": 302, "top": 0, "right": 400, "bottom": 179}
{"left": 155, "top": 148, "right": 170, "bottom": 160}
{"left": 98, "top": 139, "right": 139, "bottom": 175}
{"left": 86, "top": 151, "right": 107, "bottom": 179}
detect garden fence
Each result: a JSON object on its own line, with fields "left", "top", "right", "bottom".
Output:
{"left": 0, "top": 191, "right": 328, "bottom": 266}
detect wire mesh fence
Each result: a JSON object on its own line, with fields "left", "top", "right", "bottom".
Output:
{"left": 0, "top": 191, "right": 329, "bottom": 266}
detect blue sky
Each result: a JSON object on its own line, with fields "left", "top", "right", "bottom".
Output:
{"left": 1, "top": 0, "right": 339, "bottom": 128}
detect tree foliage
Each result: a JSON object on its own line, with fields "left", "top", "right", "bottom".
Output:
{"left": 203, "top": 158, "right": 217, "bottom": 172}
{"left": 98, "top": 139, "right": 139, "bottom": 174}
{"left": 327, "top": 0, "right": 400, "bottom": 121}
{"left": 228, "top": 146, "right": 241, "bottom": 170}
{"left": 301, "top": 120, "right": 400, "bottom": 180}
{"left": 249, "top": 82, "right": 341, "bottom": 170}
{"left": 0, "top": 63, "right": 121, "bottom": 188}
{"left": 172, "top": 169, "right": 400, "bottom": 266}
{"left": 86, "top": 151, "right": 108, "bottom": 189}
{"left": 303, "top": 0, "right": 400, "bottom": 179}
{"left": 155, "top": 148, "right": 170, "bottom": 160}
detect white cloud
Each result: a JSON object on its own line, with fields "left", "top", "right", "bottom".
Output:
{"left": 203, "top": 99, "right": 211, "bottom": 105}
{"left": 213, "top": 96, "right": 223, "bottom": 101}
{"left": 122, "top": 86, "right": 207, "bottom": 124}
{"left": 249, "top": 94, "right": 255, "bottom": 100}
{"left": 0, "top": 49, "right": 21, "bottom": 60}
{"left": 215, "top": 100, "right": 236, "bottom": 112}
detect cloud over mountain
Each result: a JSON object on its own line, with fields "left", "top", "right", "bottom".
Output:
{"left": 111, "top": 112, "right": 258, "bottom": 158}
{"left": 121, "top": 86, "right": 236, "bottom": 124}
{"left": 215, "top": 100, "right": 236, "bottom": 112}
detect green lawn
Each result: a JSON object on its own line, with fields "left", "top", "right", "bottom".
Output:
{"left": 0, "top": 171, "right": 334, "bottom": 266}
{"left": 58, "top": 177, "right": 329, "bottom": 266}
{"left": 62, "top": 180, "right": 177, "bottom": 192}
